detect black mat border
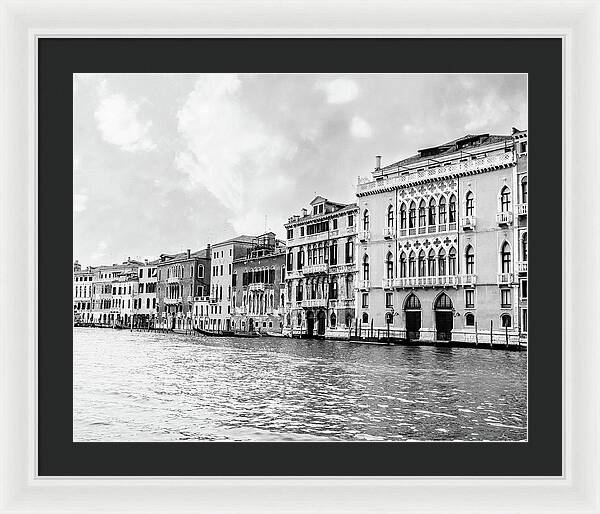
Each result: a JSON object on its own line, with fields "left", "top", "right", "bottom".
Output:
{"left": 39, "top": 37, "right": 562, "bottom": 476}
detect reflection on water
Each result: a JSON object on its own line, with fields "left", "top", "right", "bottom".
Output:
{"left": 73, "top": 328, "right": 527, "bottom": 442}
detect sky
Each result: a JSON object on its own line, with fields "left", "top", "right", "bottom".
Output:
{"left": 74, "top": 73, "right": 527, "bottom": 267}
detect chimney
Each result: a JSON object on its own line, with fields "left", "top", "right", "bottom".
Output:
{"left": 145, "top": 259, "right": 148, "bottom": 265}
{"left": 301, "top": 208, "right": 307, "bottom": 217}
{"left": 187, "top": 249, "right": 191, "bottom": 258}
{"left": 511, "top": 127, "right": 519, "bottom": 134}
{"left": 206, "top": 243, "right": 211, "bottom": 257}
{"left": 375, "top": 155, "right": 382, "bottom": 170}
{"left": 73, "top": 260, "right": 81, "bottom": 272}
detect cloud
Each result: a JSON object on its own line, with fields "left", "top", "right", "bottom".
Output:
{"left": 73, "top": 194, "right": 88, "bottom": 213}
{"left": 91, "top": 240, "right": 108, "bottom": 262}
{"left": 176, "top": 74, "right": 297, "bottom": 234}
{"left": 317, "top": 78, "right": 359, "bottom": 104}
{"left": 350, "top": 116, "right": 372, "bottom": 138}
{"left": 94, "top": 94, "right": 156, "bottom": 152}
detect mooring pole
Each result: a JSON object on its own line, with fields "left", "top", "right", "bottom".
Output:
{"left": 505, "top": 325, "right": 509, "bottom": 348}
{"left": 490, "top": 319, "right": 493, "bottom": 346}
{"left": 475, "top": 320, "right": 479, "bottom": 347}
{"left": 370, "top": 319, "right": 374, "bottom": 338}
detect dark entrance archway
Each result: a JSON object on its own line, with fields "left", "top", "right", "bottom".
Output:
{"left": 306, "top": 310, "right": 315, "bottom": 337}
{"left": 434, "top": 293, "right": 453, "bottom": 341}
{"left": 404, "top": 293, "right": 421, "bottom": 340}
{"left": 249, "top": 318, "right": 254, "bottom": 332}
{"left": 317, "top": 310, "right": 326, "bottom": 336}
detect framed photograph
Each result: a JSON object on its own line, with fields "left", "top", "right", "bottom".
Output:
{"left": 1, "top": 1, "right": 598, "bottom": 513}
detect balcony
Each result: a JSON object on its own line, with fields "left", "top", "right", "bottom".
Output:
{"left": 461, "top": 216, "right": 476, "bottom": 230}
{"left": 459, "top": 274, "right": 477, "bottom": 286}
{"left": 393, "top": 276, "right": 460, "bottom": 288}
{"left": 517, "top": 261, "right": 528, "bottom": 273}
{"left": 329, "top": 263, "right": 356, "bottom": 274}
{"left": 302, "top": 298, "right": 328, "bottom": 308}
{"left": 358, "top": 280, "right": 370, "bottom": 290}
{"left": 516, "top": 203, "right": 528, "bottom": 216}
{"left": 167, "top": 276, "right": 180, "bottom": 284}
{"left": 164, "top": 298, "right": 181, "bottom": 305}
{"left": 496, "top": 211, "right": 514, "bottom": 226}
{"left": 303, "top": 263, "right": 328, "bottom": 275}
{"left": 497, "top": 273, "right": 514, "bottom": 285}
{"left": 287, "top": 269, "right": 303, "bottom": 280}
{"left": 346, "top": 225, "right": 357, "bottom": 235}
{"left": 358, "top": 230, "right": 371, "bottom": 242}
{"left": 382, "top": 226, "right": 395, "bottom": 239}
{"left": 381, "top": 278, "right": 394, "bottom": 289}
{"left": 329, "top": 229, "right": 339, "bottom": 237}
{"left": 248, "top": 282, "right": 266, "bottom": 291}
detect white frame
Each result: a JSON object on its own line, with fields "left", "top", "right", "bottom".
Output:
{"left": 1, "top": 1, "right": 598, "bottom": 512}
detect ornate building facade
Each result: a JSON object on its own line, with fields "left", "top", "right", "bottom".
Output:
{"left": 282, "top": 196, "right": 358, "bottom": 338}
{"left": 355, "top": 131, "right": 527, "bottom": 344}
{"left": 73, "top": 260, "right": 94, "bottom": 323}
{"left": 231, "top": 232, "right": 286, "bottom": 333}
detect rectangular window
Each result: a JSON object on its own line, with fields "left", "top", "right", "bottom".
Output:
{"left": 333, "top": 218, "right": 338, "bottom": 230}
{"left": 522, "top": 308, "right": 528, "bottom": 332}
{"left": 385, "top": 292, "right": 393, "bottom": 308}
{"left": 232, "top": 273, "right": 237, "bottom": 287}
{"left": 228, "top": 263, "right": 232, "bottom": 274}
{"left": 362, "top": 292, "right": 369, "bottom": 308}
{"left": 465, "top": 289, "right": 474, "bottom": 308}
{"left": 220, "top": 265, "right": 223, "bottom": 276}
{"left": 287, "top": 228, "right": 294, "bottom": 239}
{"left": 520, "top": 279, "right": 528, "bottom": 299}
{"left": 348, "top": 214, "right": 354, "bottom": 227}
{"left": 300, "top": 226, "right": 304, "bottom": 236}
{"left": 501, "top": 288, "right": 511, "bottom": 308}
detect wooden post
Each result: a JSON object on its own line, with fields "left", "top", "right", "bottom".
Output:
{"left": 370, "top": 319, "right": 374, "bottom": 338}
{"left": 490, "top": 319, "right": 493, "bottom": 346}
{"left": 505, "top": 324, "right": 509, "bottom": 348}
{"left": 359, "top": 320, "right": 362, "bottom": 338}
{"left": 475, "top": 320, "right": 479, "bottom": 347}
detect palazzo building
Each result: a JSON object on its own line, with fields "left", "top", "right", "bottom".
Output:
{"left": 355, "top": 130, "right": 527, "bottom": 344}
{"left": 156, "top": 248, "right": 211, "bottom": 330}
{"left": 73, "top": 260, "right": 94, "bottom": 322}
{"left": 137, "top": 259, "right": 159, "bottom": 326}
{"left": 283, "top": 196, "right": 358, "bottom": 338}
{"left": 231, "top": 232, "right": 286, "bottom": 334}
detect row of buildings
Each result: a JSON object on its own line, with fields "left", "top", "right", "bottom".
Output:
{"left": 74, "top": 128, "right": 528, "bottom": 343}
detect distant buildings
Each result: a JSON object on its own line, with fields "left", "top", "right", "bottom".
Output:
{"left": 74, "top": 127, "right": 527, "bottom": 345}
{"left": 231, "top": 232, "right": 286, "bottom": 333}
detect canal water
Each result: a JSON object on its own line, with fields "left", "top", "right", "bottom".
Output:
{"left": 73, "top": 327, "right": 527, "bottom": 442}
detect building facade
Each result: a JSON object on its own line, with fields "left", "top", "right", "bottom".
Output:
{"left": 283, "top": 196, "right": 358, "bottom": 338}
{"left": 231, "top": 232, "right": 286, "bottom": 334}
{"left": 209, "top": 236, "right": 257, "bottom": 332}
{"left": 136, "top": 259, "right": 159, "bottom": 326}
{"left": 156, "top": 248, "right": 211, "bottom": 330}
{"left": 73, "top": 261, "right": 94, "bottom": 323}
{"left": 355, "top": 131, "right": 527, "bottom": 344}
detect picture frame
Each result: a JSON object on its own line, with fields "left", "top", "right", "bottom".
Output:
{"left": 1, "top": 0, "right": 598, "bottom": 512}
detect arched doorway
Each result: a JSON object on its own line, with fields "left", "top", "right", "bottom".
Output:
{"left": 317, "top": 310, "right": 326, "bottom": 336}
{"left": 249, "top": 318, "right": 254, "bottom": 332}
{"left": 434, "top": 293, "right": 453, "bottom": 341}
{"left": 306, "top": 310, "right": 315, "bottom": 337}
{"left": 404, "top": 293, "right": 421, "bottom": 340}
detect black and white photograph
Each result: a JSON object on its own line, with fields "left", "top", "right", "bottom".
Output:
{"left": 73, "top": 73, "right": 528, "bottom": 443}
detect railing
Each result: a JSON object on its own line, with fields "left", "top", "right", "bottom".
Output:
{"left": 287, "top": 269, "right": 303, "bottom": 279}
{"left": 329, "top": 263, "right": 356, "bottom": 274}
{"left": 303, "top": 263, "right": 328, "bottom": 274}
{"left": 302, "top": 298, "right": 328, "bottom": 308}
{"left": 164, "top": 298, "right": 181, "bottom": 305}
{"left": 358, "top": 280, "right": 370, "bottom": 290}
{"left": 517, "top": 261, "right": 528, "bottom": 273}
{"left": 381, "top": 278, "right": 394, "bottom": 289}
{"left": 496, "top": 211, "right": 514, "bottom": 225}
{"left": 346, "top": 225, "right": 357, "bottom": 234}
{"left": 358, "top": 230, "right": 371, "bottom": 242}
{"left": 357, "top": 152, "right": 515, "bottom": 195}
{"left": 497, "top": 272, "right": 514, "bottom": 285}
{"left": 461, "top": 215, "right": 476, "bottom": 230}
{"left": 248, "top": 282, "right": 266, "bottom": 291}
{"left": 516, "top": 203, "right": 528, "bottom": 216}
{"left": 393, "top": 276, "right": 460, "bottom": 288}
{"left": 459, "top": 274, "right": 477, "bottom": 286}
{"left": 167, "top": 277, "right": 180, "bottom": 283}
{"left": 382, "top": 226, "right": 395, "bottom": 239}
{"left": 329, "top": 229, "right": 339, "bottom": 237}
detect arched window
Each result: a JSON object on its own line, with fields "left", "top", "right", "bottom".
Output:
{"left": 363, "top": 209, "right": 370, "bottom": 231}
{"left": 362, "top": 254, "right": 370, "bottom": 280}
{"left": 399, "top": 252, "right": 407, "bottom": 278}
{"left": 501, "top": 314, "right": 512, "bottom": 327}
{"left": 408, "top": 251, "right": 416, "bottom": 277}
{"left": 434, "top": 293, "right": 453, "bottom": 310}
{"left": 362, "top": 312, "right": 369, "bottom": 324}
{"left": 418, "top": 250, "right": 426, "bottom": 277}
{"left": 297, "top": 313, "right": 302, "bottom": 326}
{"left": 448, "top": 247, "right": 457, "bottom": 275}
{"left": 521, "top": 177, "right": 528, "bottom": 204}
{"left": 387, "top": 205, "right": 394, "bottom": 227}
{"left": 330, "top": 313, "right": 337, "bottom": 327}
{"left": 428, "top": 198, "right": 436, "bottom": 225}
{"left": 465, "top": 313, "right": 475, "bottom": 326}
{"left": 438, "top": 248, "right": 446, "bottom": 276}
{"left": 449, "top": 195, "right": 457, "bottom": 223}
{"left": 500, "top": 186, "right": 511, "bottom": 212}
{"left": 386, "top": 252, "right": 394, "bottom": 279}
{"left": 409, "top": 202, "right": 416, "bottom": 228}
{"left": 418, "top": 200, "right": 426, "bottom": 227}
{"left": 400, "top": 203, "right": 407, "bottom": 229}
{"left": 404, "top": 293, "right": 421, "bottom": 310}
{"left": 438, "top": 197, "right": 447, "bottom": 224}
{"left": 522, "top": 232, "right": 528, "bottom": 261}
{"left": 345, "top": 313, "right": 353, "bottom": 328}
{"left": 501, "top": 242, "right": 511, "bottom": 273}
{"left": 198, "top": 264, "right": 204, "bottom": 278}
{"left": 465, "top": 191, "right": 474, "bottom": 216}
{"left": 465, "top": 245, "right": 475, "bottom": 275}
{"left": 428, "top": 249, "right": 436, "bottom": 276}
